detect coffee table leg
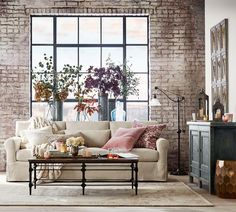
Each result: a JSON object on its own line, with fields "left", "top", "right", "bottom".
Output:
{"left": 33, "top": 163, "right": 37, "bottom": 189}
{"left": 134, "top": 162, "right": 138, "bottom": 195}
{"left": 131, "top": 163, "right": 134, "bottom": 189}
{"left": 81, "top": 163, "right": 86, "bottom": 195}
{"left": 29, "top": 162, "right": 33, "bottom": 195}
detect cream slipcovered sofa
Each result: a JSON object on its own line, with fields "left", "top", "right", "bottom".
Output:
{"left": 4, "top": 120, "right": 169, "bottom": 182}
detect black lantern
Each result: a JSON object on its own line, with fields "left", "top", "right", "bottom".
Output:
{"left": 195, "top": 89, "right": 209, "bottom": 120}
{"left": 213, "top": 98, "right": 224, "bottom": 121}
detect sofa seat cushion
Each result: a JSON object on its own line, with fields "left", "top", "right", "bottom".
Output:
{"left": 83, "top": 147, "right": 109, "bottom": 156}
{"left": 130, "top": 148, "right": 158, "bottom": 162}
{"left": 16, "top": 149, "right": 33, "bottom": 161}
{"left": 82, "top": 147, "right": 158, "bottom": 162}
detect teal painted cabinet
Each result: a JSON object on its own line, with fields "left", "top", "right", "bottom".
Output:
{"left": 187, "top": 121, "right": 236, "bottom": 194}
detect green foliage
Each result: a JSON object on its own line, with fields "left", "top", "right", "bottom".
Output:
{"left": 32, "top": 53, "right": 82, "bottom": 101}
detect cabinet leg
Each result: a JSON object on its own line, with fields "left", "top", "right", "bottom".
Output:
{"left": 189, "top": 176, "right": 193, "bottom": 183}
{"left": 198, "top": 180, "right": 203, "bottom": 188}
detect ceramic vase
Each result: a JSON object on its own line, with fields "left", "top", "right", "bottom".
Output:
{"left": 98, "top": 92, "right": 109, "bottom": 121}
{"left": 70, "top": 146, "right": 78, "bottom": 157}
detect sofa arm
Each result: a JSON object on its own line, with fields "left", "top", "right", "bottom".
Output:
{"left": 4, "top": 137, "right": 22, "bottom": 163}
{"left": 156, "top": 137, "right": 169, "bottom": 163}
{"left": 156, "top": 138, "right": 169, "bottom": 180}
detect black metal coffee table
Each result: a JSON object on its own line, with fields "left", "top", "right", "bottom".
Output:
{"left": 28, "top": 156, "right": 139, "bottom": 195}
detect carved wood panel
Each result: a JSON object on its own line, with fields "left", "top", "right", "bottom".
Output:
{"left": 210, "top": 19, "right": 228, "bottom": 112}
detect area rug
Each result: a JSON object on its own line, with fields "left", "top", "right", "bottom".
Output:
{"left": 0, "top": 182, "right": 213, "bottom": 207}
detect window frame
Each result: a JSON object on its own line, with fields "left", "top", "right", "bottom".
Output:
{"left": 30, "top": 15, "right": 150, "bottom": 121}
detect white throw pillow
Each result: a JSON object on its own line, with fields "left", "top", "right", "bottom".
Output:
{"left": 26, "top": 132, "right": 53, "bottom": 148}
{"left": 20, "top": 126, "right": 53, "bottom": 149}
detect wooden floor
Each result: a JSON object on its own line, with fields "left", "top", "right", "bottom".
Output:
{"left": 0, "top": 173, "right": 236, "bottom": 212}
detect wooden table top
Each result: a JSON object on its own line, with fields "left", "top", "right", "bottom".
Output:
{"left": 28, "top": 156, "right": 139, "bottom": 164}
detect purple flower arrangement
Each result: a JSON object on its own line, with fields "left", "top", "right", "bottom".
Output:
{"left": 84, "top": 65, "right": 124, "bottom": 98}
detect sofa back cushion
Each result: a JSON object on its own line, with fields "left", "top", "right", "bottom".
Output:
{"left": 54, "top": 121, "right": 66, "bottom": 131}
{"left": 65, "top": 130, "right": 111, "bottom": 147}
{"left": 109, "top": 121, "right": 132, "bottom": 136}
{"left": 66, "top": 121, "right": 109, "bottom": 131}
{"left": 80, "top": 130, "right": 111, "bottom": 147}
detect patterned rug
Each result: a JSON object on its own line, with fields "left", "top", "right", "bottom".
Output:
{"left": 0, "top": 181, "right": 213, "bottom": 206}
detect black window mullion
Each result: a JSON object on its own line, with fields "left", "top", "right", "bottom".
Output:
{"left": 53, "top": 17, "right": 57, "bottom": 103}
{"left": 30, "top": 16, "right": 33, "bottom": 116}
{"left": 77, "top": 17, "right": 80, "bottom": 92}
{"left": 100, "top": 17, "right": 102, "bottom": 67}
{"left": 123, "top": 17, "right": 127, "bottom": 114}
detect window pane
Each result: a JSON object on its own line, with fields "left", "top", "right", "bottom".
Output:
{"left": 126, "top": 17, "right": 147, "bottom": 44}
{"left": 79, "top": 18, "right": 100, "bottom": 44}
{"left": 79, "top": 47, "right": 100, "bottom": 72}
{"left": 32, "top": 17, "right": 53, "bottom": 44}
{"left": 32, "top": 46, "right": 53, "bottom": 71}
{"left": 63, "top": 102, "right": 78, "bottom": 121}
{"left": 102, "top": 17, "right": 123, "bottom": 44}
{"left": 57, "top": 47, "right": 78, "bottom": 72}
{"left": 102, "top": 47, "right": 123, "bottom": 66}
{"left": 127, "top": 74, "right": 148, "bottom": 100}
{"left": 127, "top": 46, "right": 147, "bottom": 73}
{"left": 126, "top": 102, "right": 148, "bottom": 121}
{"left": 32, "top": 102, "right": 49, "bottom": 117}
{"left": 57, "top": 17, "right": 78, "bottom": 44}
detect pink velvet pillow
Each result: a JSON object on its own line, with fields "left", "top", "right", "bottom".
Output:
{"left": 133, "top": 121, "right": 166, "bottom": 149}
{"left": 102, "top": 127, "right": 146, "bottom": 151}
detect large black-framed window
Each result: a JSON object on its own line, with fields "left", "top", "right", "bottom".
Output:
{"left": 30, "top": 15, "right": 149, "bottom": 121}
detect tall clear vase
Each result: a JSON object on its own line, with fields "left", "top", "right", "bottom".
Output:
{"left": 98, "top": 92, "right": 109, "bottom": 121}
{"left": 76, "top": 111, "right": 88, "bottom": 121}
{"left": 45, "top": 101, "right": 55, "bottom": 121}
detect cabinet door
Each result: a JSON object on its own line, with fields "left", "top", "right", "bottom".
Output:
{"left": 189, "top": 129, "right": 200, "bottom": 177}
{"left": 199, "top": 130, "right": 210, "bottom": 181}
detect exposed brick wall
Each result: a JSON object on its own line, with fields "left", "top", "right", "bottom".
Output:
{"left": 0, "top": 0, "right": 205, "bottom": 171}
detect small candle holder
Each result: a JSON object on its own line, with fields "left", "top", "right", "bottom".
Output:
{"left": 107, "top": 153, "right": 113, "bottom": 159}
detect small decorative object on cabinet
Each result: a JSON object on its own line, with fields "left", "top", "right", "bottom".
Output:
{"left": 212, "top": 98, "right": 224, "bottom": 121}
{"left": 187, "top": 121, "right": 236, "bottom": 194}
{"left": 195, "top": 89, "right": 209, "bottom": 120}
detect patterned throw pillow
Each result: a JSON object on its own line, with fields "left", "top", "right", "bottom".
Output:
{"left": 133, "top": 122, "right": 166, "bottom": 150}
